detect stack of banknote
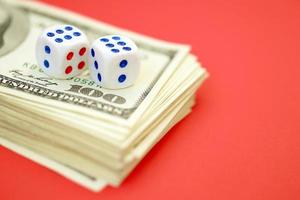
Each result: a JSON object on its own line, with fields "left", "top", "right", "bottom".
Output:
{"left": 0, "top": 0, "right": 208, "bottom": 191}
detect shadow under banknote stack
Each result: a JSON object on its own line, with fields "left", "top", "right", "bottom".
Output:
{"left": 0, "top": 0, "right": 208, "bottom": 191}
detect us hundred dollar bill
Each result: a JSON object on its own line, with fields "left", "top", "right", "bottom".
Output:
{"left": 0, "top": 0, "right": 190, "bottom": 128}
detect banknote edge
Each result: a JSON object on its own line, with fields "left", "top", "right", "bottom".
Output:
{"left": 0, "top": 137, "right": 107, "bottom": 192}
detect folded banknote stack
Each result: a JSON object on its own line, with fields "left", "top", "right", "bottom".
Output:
{"left": 0, "top": 0, "right": 208, "bottom": 191}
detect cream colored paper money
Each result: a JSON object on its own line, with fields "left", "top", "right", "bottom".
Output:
{"left": 0, "top": 0, "right": 208, "bottom": 191}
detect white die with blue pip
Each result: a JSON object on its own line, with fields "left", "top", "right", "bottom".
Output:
{"left": 88, "top": 35, "right": 140, "bottom": 89}
{"left": 36, "top": 24, "right": 89, "bottom": 79}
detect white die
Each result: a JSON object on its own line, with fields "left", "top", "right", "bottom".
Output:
{"left": 88, "top": 35, "right": 140, "bottom": 89}
{"left": 36, "top": 24, "right": 89, "bottom": 79}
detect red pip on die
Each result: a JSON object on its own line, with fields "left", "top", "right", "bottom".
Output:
{"left": 36, "top": 24, "right": 88, "bottom": 79}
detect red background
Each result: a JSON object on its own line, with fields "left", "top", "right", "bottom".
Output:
{"left": 1, "top": 0, "right": 299, "bottom": 199}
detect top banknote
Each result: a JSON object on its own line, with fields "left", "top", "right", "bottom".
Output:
{"left": 0, "top": 0, "right": 190, "bottom": 127}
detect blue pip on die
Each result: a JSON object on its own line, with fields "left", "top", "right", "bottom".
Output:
{"left": 36, "top": 25, "right": 89, "bottom": 79}
{"left": 88, "top": 35, "right": 140, "bottom": 89}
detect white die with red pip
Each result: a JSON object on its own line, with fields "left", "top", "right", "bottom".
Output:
{"left": 88, "top": 35, "right": 140, "bottom": 89}
{"left": 36, "top": 25, "right": 88, "bottom": 79}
